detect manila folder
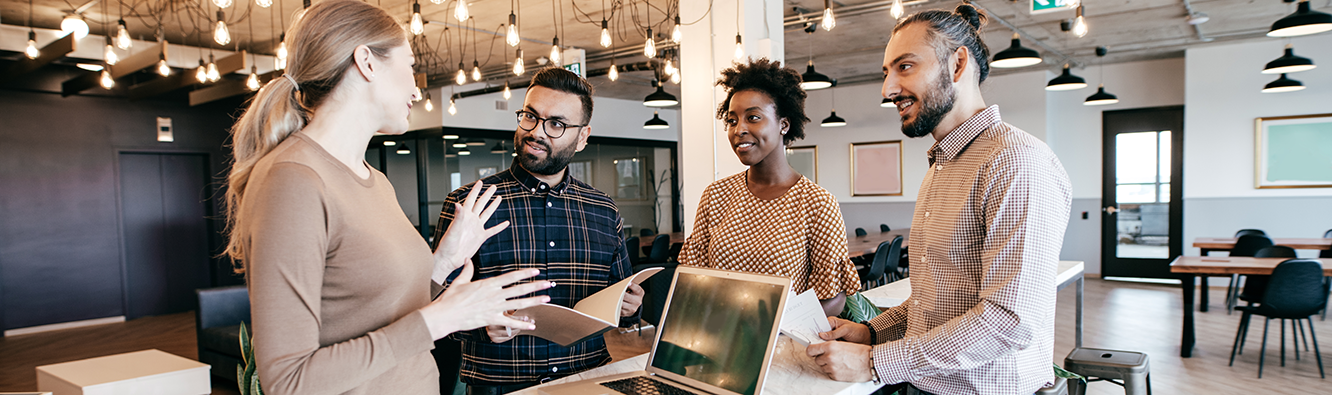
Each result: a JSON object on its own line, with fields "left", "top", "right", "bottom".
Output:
{"left": 515, "top": 267, "right": 663, "bottom": 347}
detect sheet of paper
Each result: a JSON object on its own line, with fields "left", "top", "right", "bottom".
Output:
{"left": 779, "top": 290, "right": 833, "bottom": 347}
{"left": 868, "top": 297, "right": 907, "bottom": 309}
{"left": 572, "top": 267, "right": 663, "bottom": 323}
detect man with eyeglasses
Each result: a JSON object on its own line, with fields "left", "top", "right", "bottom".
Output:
{"left": 429, "top": 67, "right": 644, "bottom": 395}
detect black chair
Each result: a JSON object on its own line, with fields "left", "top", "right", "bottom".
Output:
{"left": 645, "top": 234, "right": 670, "bottom": 263}
{"left": 625, "top": 236, "right": 642, "bottom": 265}
{"left": 858, "top": 236, "right": 903, "bottom": 289}
{"left": 196, "top": 286, "right": 250, "bottom": 382}
{"left": 1322, "top": 229, "right": 1332, "bottom": 259}
{"left": 1228, "top": 259, "right": 1327, "bottom": 378}
{"left": 640, "top": 228, "right": 656, "bottom": 237}
{"left": 1236, "top": 229, "right": 1268, "bottom": 238}
{"left": 667, "top": 242, "right": 683, "bottom": 262}
{"left": 631, "top": 262, "right": 678, "bottom": 328}
{"left": 879, "top": 224, "right": 891, "bottom": 232}
{"left": 854, "top": 228, "right": 868, "bottom": 237}
{"left": 1226, "top": 235, "right": 1276, "bottom": 312}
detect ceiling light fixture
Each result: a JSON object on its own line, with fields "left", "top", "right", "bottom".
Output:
{"left": 410, "top": 1, "right": 424, "bottom": 35}
{"left": 800, "top": 27, "right": 832, "bottom": 90}
{"left": 452, "top": 141, "right": 468, "bottom": 148}
{"left": 104, "top": 37, "right": 119, "bottom": 65}
{"left": 458, "top": 147, "right": 471, "bottom": 155}
{"left": 644, "top": 112, "right": 670, "bottom": 129}
{"left": 514, "top": 49, "right": 525, "bottom": 75}
{"left": 821, "top": 0, "right": 836, "bottom": 31}
{"left": 246, "top": 66, "right": 261, "bottom": 91}
{"left": 215, "top": 11, "right": 231, "bottom": 45}
{"left": 550, "top": 37, "right": 561, "bottom": 66}
{"left": 454, "top": 0, "right": 469, "bottom": 21}
{"left": 61, "top": 14, "right": 89, "bottom": 39}
{"left": 1071, "top": 5, "right": 1088, "bottom": 38}
{"left": 157, "top": 52, "right": 171, "bottom": 77}
{"left": 472, "top": 60, "right": 482, "bottom": 81}
{"left": 503, "top": 81, "right": 512, "bottom": 99}
{"left": 1263, "top": 44, "right": 1316, "bottom": 74}
{"left": 456, "top": 62, "right": 466, "bottom": 85}
{"left": 214, "top": 0, "right": 232, "bottom": 8}
{"left": 384, "top": 140, "right": 398, "bottom": 146}
{"left": 397, "top": 144, "right": 412, "bottom": 155}
{"left": 1046, "top": 64, "right": 1087, "bottom": 91}
{"left": 891, "top": 0, "right": 905, "bottom": 19}
{"left": 643, "top": 81, "right": 679, "bottom": 107}
{"left": 25, "top": 31, "right": 39, "bottom": 59}
{"left": 276, "top": 34, "right": 288, "bottom": 70}
{"left": 77, "top": 63, "right": 103, "bottom": 71}
{"left": 116, "top": 19, "right": 132, "bottom": 50}
{"left": 991, "top": 33, "right": 1042, "bottom": 68}
{"left": 645, "top": 28, "right": 656, "bottom": 58}
{"left": 207, "top": 54, "right": 221, "bottom": 82}
{"left": 672, "top": 16, "right": 683, "bottom": 44}
{"left": 1268, "top": 0, "right": 1332, "bottom": 37}
{"left": 600, "top": 20, "right": 612, "bottom": 48}
{"left": 734, "top": 34, "right": 744, "bottom": 59}
{"left": 491, "top": 141, "right": 507, "bottom": 154}
{"left": 507, "top": 12, "right": 520, "bottom": 46}
{"left": 1084, "top": 85, "right": 1119, "bottom": 106}
{"left": 443, "top": 135, "right": 459, "bottom": 140}
{"left": 257, "top": 0, "right": 272, "bottom": 7}
{"left": 425, "top": 92, "right": 434, "bottom": 112}
{"left": 449, "top": 99, "right": 459, "bottom": 115}
{"left": 1262, "top": 73, "right": 1306, "bottom": 93}
{"left": 608, "top": 61, "right": 619, "bottom": 81}
{"left": 820, "top": 111, "right": 846, "bottom": 127}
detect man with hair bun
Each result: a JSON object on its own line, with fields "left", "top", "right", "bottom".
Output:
{"left": 807, "top": 3, "right": 1072, "bottom": 394}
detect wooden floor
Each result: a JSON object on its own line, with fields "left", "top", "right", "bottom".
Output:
{"left": 2, "top": 279, "right": 1326, "bottom": 394}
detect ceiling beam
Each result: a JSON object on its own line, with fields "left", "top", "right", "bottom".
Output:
{"left": 1, "top": 34, "right": 77, "bottom": 84}
{"left": 130, "top": 51, "right": 245, "bottom": 100}
{"left": 189, "top": 68, "right": 272, "bottom": 107}
{"left": 110, "top": 42, "right": 167, "bottom": 80}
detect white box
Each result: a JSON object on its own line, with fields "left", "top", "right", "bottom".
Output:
{"left": 36, "top": 349, "right": 210, "bottom": 395}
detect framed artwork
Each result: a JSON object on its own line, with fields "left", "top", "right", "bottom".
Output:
{"left": 786, "top": 146, "right": 818, "bottom": 183}
{"left": 614, "top": 157, "right": 645, "bottom": 200}
{"left": 850, "top": 141, "right": 903, "bottom": 196}
{"left": 477, "top": 166, "right": 498, "bottom": 179}
{"left": 568, "top": 160, "right": 592, "bottom": 184}
{"left": 1255, "top": 113, "right": 1332, "bottom": 189}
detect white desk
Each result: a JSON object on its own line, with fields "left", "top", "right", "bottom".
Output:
{"left": 514, "top": 336, "right": 883, "bottom": 395}
{"left": 860, "top": 260, "right": 1086, "bottom": 348}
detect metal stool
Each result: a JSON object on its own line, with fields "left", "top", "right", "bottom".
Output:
{"left": 1035, "top": 377, "right": 1068, "bottom": 395}
{"left": 1063, "top": 348, "right": 1152, "bottom": 395}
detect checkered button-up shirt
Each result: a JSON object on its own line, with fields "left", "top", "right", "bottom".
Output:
{"left": 867, "top": 106, "right": 1072, "bottom": 395}
{"left": 430, "top": 160, "right": 636, "bottom": 386}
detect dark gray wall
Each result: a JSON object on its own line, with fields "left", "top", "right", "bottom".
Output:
{"left": 0, "top": 88, "right": 241, "bottom": 331}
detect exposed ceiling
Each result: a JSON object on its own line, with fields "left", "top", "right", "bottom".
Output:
{"left": 1, "top": 0, "right": 1328, "bottom": 101}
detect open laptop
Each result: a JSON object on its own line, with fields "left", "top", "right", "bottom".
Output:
{"left": 539, "top": 266, "right": 792, "bottom": 395}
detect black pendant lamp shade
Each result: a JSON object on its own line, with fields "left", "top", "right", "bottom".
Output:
{"left": 1084, "top": 85, "right": 1119, "bottom": 106}
{"left": 1263, "top": 73, "right": 1306, "bottom": 93}
{"left": 395, "top": 144, "right": 412, "bottom": 154}
{"left": 490, "top": 141, "right": 507, "bottom": 154}
{"left": 643, "top": 82, "right": 679, "bottom": 107}
{"left": 880, "top": 98, "right": 896, "bottom": 108}
{"left": 1263, "top": 45, "right": 1316, "bottom": 74}
{"left": 801, "top": 62, "right": 833, "bottom": 90}
{"left": 383, "top": 140, "right": 398, "bottom": 146}
{"left": 1046, "top": 65, "right": 1088, "bottom": 91}
{"left": 991, "top": 33, "right": 1042, "bottom": 68}
{"left": 820, "top": 111, "right": 846, "bottom": 127}
{"left": 644, "top": 111, "right": 670, "bottom": 129}
{"left": 1268, "top": 0, "right": 1332, "bottom": 37}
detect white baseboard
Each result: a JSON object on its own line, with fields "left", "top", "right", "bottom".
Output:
{"left": 4, "top": 316, "right": 126, "bottom": 337}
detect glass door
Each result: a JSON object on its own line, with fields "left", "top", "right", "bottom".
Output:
{"left": 1101, "top": 107, "right": 1184, "bottom": 279}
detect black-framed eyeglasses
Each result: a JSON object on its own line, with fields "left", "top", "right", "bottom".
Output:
{"left": 515, "top": 110, "right": 585, "bottom": 139}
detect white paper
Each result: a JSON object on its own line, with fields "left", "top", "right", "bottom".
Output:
{"left": 779, "top": 290, "right": 833, "bottom": 347}
{"left": 868, "top": 297, "right": 907, "bottom": 309}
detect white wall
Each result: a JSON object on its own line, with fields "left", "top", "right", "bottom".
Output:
{"left": 409, "top": 84, "right": 679, "bottom": 141}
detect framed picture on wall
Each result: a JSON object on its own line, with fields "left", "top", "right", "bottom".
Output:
{"left": 568, "top": 160, "right": 592, "bottom": 184}
{"left": 477, "top": 166, "right": 498, "bottom": 179}
{"left": 1255, "top": 113, "right": 1332, "bottom": 189}
{"left": 614, "top": 157, "right": 645, "bottom": 200}
{"left": 786, "top": 146, "right": 818, "bottom": 183}
{"left": 850, "top": 141, "right": 903, "bottom": 196}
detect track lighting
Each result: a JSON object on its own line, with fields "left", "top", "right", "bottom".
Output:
{"left": 821, "top": 0, "right": 836, "bottom": 31}
{"left": 455, "top": 0, "right": 469, "bottom": 21}
{"left": 644, "top": 112, "right": 669, "bottom": 129}
{"left": 1046, "top": 64, "right": 1087, "bottom": 91}
{"left": 514, "top": 49, "right": 525, "bottom": 75}
{"left": 247, "top": 67, "right": 261, "bottom": 91}
{"left": 507, "top": 13, "right": 520, "bottom": 46}
{"left": 734, "top": 34, "right": 744, "bottom": 59}
{"left": 891, "top": 0, "right": 904, "bottom": 20}
{"left": 991, "top": 33, "right": 1041, "bottom": 68}
{"left": 1262, "top": 73, "right": 1305, "bottom": 93}
{"left": 601, "top": 20, "right": 612, "bottom": 48}
{"left": 645, "top": 29, "right": 656, "bottom": 58}
{"left": 550, "top": 37, "right": 561, "bottom": 66}
{"left": 116, "top": 19, "right": 132, "bottom": 50}
{"left": 215, "top": 11, "right": 231, "bottom": 45}
{"left": 100, "top": 70, "right": 115, "bottom": 89}
{"left": 1268, "top": 0, "right": 1332, "bottom": 37}
{"left": 1263, "top": 44, "right": 1315, "bottom": 74}
{"left": 410, "top": 2, "right": 424, "bottom": 36}
{"left": 672, "top": 16, "right": 682, "bottom": 44}
{"left": 26, "top": 31, "right": 39, "bottom": 59}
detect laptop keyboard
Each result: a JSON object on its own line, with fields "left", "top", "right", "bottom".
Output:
{"left": 599, "top": 376, "right": 697, "bottom": 395}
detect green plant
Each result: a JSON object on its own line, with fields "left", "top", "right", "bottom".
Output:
{"left": 237, "top": 322, "right": 263, "bottom": 395}
{"left": 1054, "top": 363, "right": 1086, "bottom": 383}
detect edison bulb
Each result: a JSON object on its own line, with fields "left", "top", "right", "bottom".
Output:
{"left": 213, "top": 0, "right": 232, "bottom": 8}
{"left": 513, "top": 55, "right": 525, "bottom": 75}
{"left": 644, "top": 29, "right": 656, "bottom": 58}
{"left": 276, "top": 36, "right": 288, "bottom": 70}
{"left": 105, "top": 44, "right": 119, "bottom": 65}
{"left": 207, "top": 62, "right": 220, "bottom": 82}
{"left": 157, "top": 58, "right": 171, "bottom": 76}
{"left": 734, "top": 35, "right": 744, "bottom": 59}
{"left": 454, "top": 0, "right": 469, "bottom": 21}
{"left": 503, "top": 83, "right": 512, "bottom": 99}
{"left": 246, "top": 70, "right": 261, "bottom": 91}
{"left": 256, "top": 0, "right": 272, "bottom": 7}
{"left": 670, "top": 71, "right": 680, "bottom": 84}
{"left": 821, "top": 7, "right": 836, "bottom": 31}
{"left": 100, "top": 70, "right": 115, "bottom": 89}
{"left": 196, "top": 64, "right": 208, "bottom": 83}
{"left": 425, "top": 95, "right": 434, "bottom": 112}
{"left": 550, "top": 37, "right": 561, "bottom": 66}
{"left": 608, "top": 64, "right": 618, "bottom": 81}
{"left": 116, "top": 20, "right": 132, "bottom": 50}
{"left": 410, "top": 4, "right": 424, "bottom": 36}
{"left": 890, "top": 0, "right": 904, "bottom": 20}
{"left": 25, "top": 36, "right": 39, "bottom": 59}
{"left": 1072, "top": 15, "right": 1088, "bottom": 38}
{"left": 448, "top": 100, "right": 457, "bottom": 115}
{"left": 456, "top": 68, "right": 466, "bottom": 85}
{"left": 472, "top": 65, "right": 481, "bottom": 81}
{"left": 506, "top": 13, "right": 520, "bottom": 47}
{"left": 600, "top": 20, "right": 612, "bottom": 48}
{"left": 672, "top": 17, "right": 682, "bottom": 43}
{"left": 664, "top": 59, "right": 676, "bottom": 76}
{"left": 215, "top": 20, "right": 231, "bottom": 45}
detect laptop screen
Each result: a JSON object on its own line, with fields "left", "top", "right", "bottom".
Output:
{"left": 649, "top": 270, "right": 786, "bottom": 395}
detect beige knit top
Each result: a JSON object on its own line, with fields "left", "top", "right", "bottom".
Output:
{"left": 239, "top": 133, "right": 439, "bottom": 395}
{"left": 678, "top": 171, "right": 861, "bottom": 299}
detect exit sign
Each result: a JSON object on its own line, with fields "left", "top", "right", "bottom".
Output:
{"left": 1031, "top": 0, "right": 1076, "bottom": 14}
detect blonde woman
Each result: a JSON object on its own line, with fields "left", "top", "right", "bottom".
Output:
{"left": 224, "top": 1, "right": 552, "bottom": 393}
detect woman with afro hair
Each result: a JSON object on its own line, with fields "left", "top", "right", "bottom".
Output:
{"left": 678, "top": 58, "right": 860, "bottom": 317}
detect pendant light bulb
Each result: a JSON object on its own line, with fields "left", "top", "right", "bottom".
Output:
{"left": 61, "top": 15, "right": 89, "bottom": 39}
{"left": 821, "top": 1, "right": 836, "bottom": 31}
{"left": 644, "top": 29, "right": 656, "bottom": 58}
{"left": 670, "top": 71, "right": 681, "bottom": 84}
{"left": 196, "top": 62, "right": 208, "bottom": 83}
{"left": 213, "top": 0, "right": 232, "bottom": 8}
{"left": 514, "top": 49, "right": 525, "bottom": 75}
{"left": 116, "top": 20, "right": 133, "bottom": 50}
{"left": 410, "top": 2, "right": 424, "bottom": 35}
{"left": 608, "top": 63, "right": 619, "bottom": 81}
{"left": 550, "top": 37, "right": 561, "bottom": 66}
{"left": 256, "top": 0, "right": 272, "bottom": 7}
{"left": 425, "top": 93, "right": 434, "bottom": 112}
{"left": 105, "top": 43, "right": 119, "bottom": 65}
{"left": 157, "top": 56, "right": 171, "bottom": 77}
{"left": 734, "top": 34, "right": 744, "bottom": 59}
{"left": 448, "top": 99, "right": 458, "bottom": 115}
{"left": 276, "top": 34, "right": 288, "bottom": 70}
{"left": 506, "top": 13, "right": 520, "bottom": 47}
{"left": 890, "top": 0, "right": 904, "bottom": 20}
{"left": 25, "top": 31, "right": 39, "bottom": 59}
{"left": 454, "top": 0, "right": 469, "bottom": 21}
{"left": 472, "top": 61, "right": 482, "bottom": 81}
{"left": 207, "top": 56, "right": 220, "bottom": 82}
{"left": 100, "top": 70, "right": 115, "bottom": 89}
{"left": 503, "top": 82, "right": 512, "bottom": 99}
{"left": 214, "top": 11, "right": 231, "bottom": 45}
{"left": 672, "top": 16, "right": 683, "bottom": 44}
{"left": 665, "top": 59, "right": 676, "bottom": 76}
{"left": 246, "top": 67, "right": 261, "bottom": 91}
{"left": 600, "top": 20, "right": 612, "bottom": 48}
{"left": 456, "top": 63, "right": 466, "bottom": 85}
{"left": 1072, "top": 6, "right": 1088, "bottom": 38}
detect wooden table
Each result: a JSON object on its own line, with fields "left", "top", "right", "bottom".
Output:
{"left": 860, "top": 261, "right": 1086, "bottom": 348}
{"left": 1188, "top": 237, "right": 1332, "bottom": 312}
{"left": 636, "top": 232, "right": 685, "bottom": 248}
{"left": 1170, "top": 256, "right": 1332, "bottom": 358}
{"left": 847, "top": 229, "right": 911, "bottom": 259}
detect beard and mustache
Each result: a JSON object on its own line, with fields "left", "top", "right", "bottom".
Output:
{"left": 897, "top": 66, "right": 957, "bottom": 139}
{"left": 515, "top": 135, "right": 579, "bottom": 176}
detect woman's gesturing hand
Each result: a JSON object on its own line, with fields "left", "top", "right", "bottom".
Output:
{"left": 432, "top": 181, "right": 510, "bottom": 283}
{"left": 421, "top": 260, "right": 555, "bottom": 340}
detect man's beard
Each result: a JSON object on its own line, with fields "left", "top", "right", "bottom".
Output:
{"left": 516, "top": 135, "right": 578, "bottom": 176}
{"left": 899, "top": 68, "right": 957, "bottom": 138}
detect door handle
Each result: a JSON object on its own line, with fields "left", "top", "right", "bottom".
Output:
{"left": 1103, "top": 206, "right": 1118, "bottom": 214}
